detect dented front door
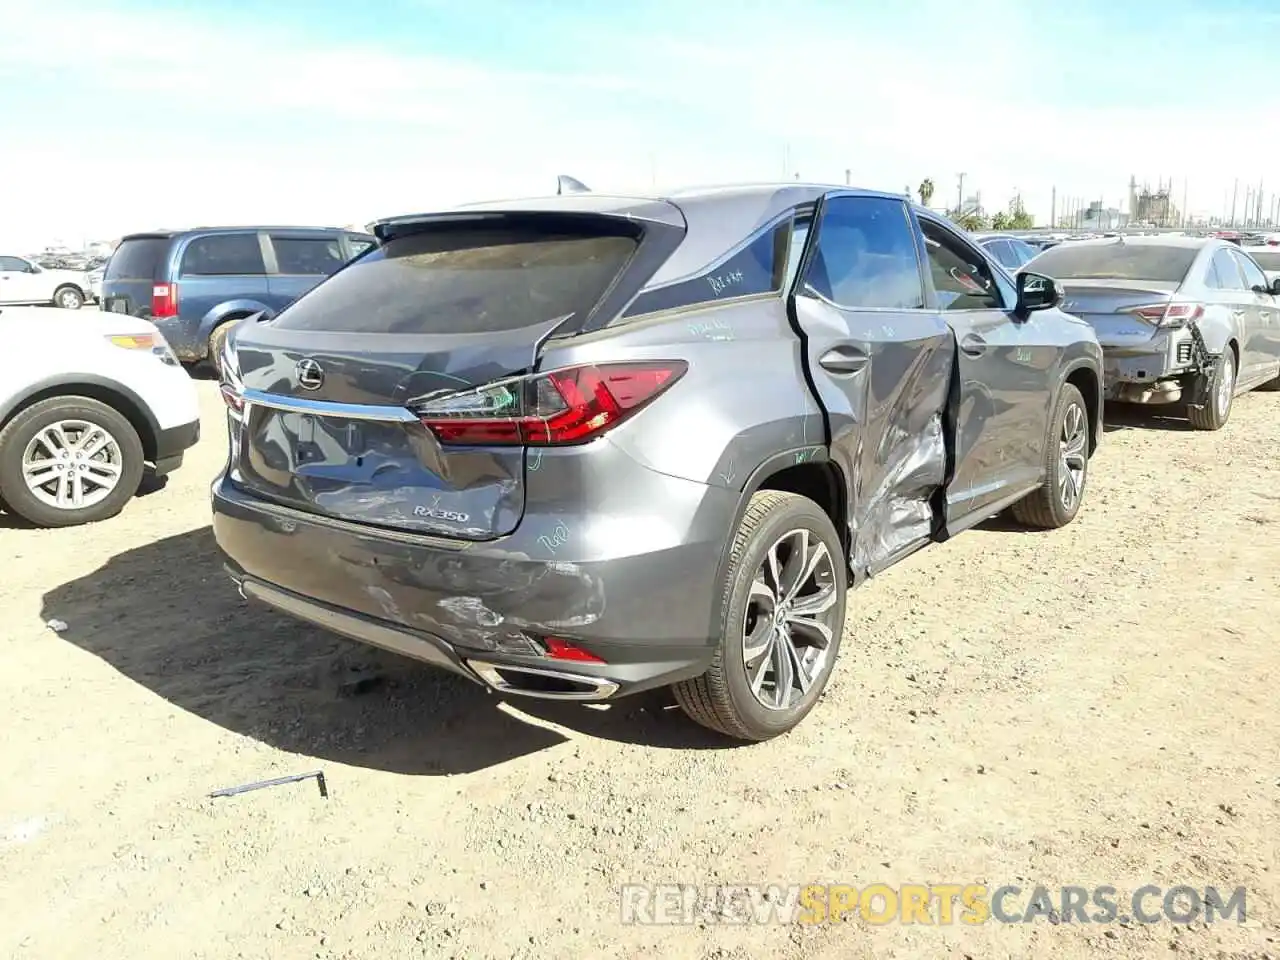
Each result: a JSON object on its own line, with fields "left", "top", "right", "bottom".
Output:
{"left": 791, "top": 194, "right": 954, "bottom": 579}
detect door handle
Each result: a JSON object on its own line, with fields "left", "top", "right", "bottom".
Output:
{"left": 1231, "top": 310, "right": 1246, "bottom": 320}
{"left": 960, "top": 333, "right": 987, "bottom": 357}
{"left": 818, "top": 345, "right": 867, "bottom": 374}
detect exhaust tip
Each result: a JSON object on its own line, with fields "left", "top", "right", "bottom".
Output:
{"left": 467, "top": 660, "right": 619, "bottom": 702}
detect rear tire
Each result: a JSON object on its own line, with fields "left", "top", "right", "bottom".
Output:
{"left": 1011, "top": 383, "right": 1089, "bottom": 529}
{"left": 0, "top": 396, "right": 145, "bottom": 528}
{"left": 1187, "top": 348, "right": 1236, "bottom": 430}
{"left": 672, "top": 491, "right": 847, "bottom": 742}
{"left": 53, "top": 285, "right": 84, "bottom": 310}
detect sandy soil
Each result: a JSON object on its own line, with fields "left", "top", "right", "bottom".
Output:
{"left": 1, "top": 380, "right": 1277, "bottom": 960}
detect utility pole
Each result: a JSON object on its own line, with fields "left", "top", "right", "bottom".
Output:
{"left": 1051, "top": 186, "right": 1057, "bottom": 228}
{"left": 845, "top": 168, "right": 851, "bottom": 186}
{"left": 1182, "top": 179, "right": 1188, "bottom": 228}
{"left": 956, "top": 173, "right": 966, "bottom": 214}
{"left": 1230, "top": 178, "right": 1239, "bottom": 227}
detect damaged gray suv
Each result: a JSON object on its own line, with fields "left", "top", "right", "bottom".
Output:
{"left": 212, "top": 183, "right": 1103, "bottom": 741}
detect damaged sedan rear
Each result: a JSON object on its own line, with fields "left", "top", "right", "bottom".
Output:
{"left": 1027, "top": 235, "right": 1280, "bottom": 430}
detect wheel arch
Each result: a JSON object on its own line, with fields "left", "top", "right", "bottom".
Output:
{"left": 705, "top": 451, "right": 850, "bottom": 641}
{"left": 0, "top": 376, "right": 160, "bottom": 461}
{"left": 1061, "top": 360, "right": 1102, "bottom": 456}
{"left": 197, "top": 301, "right": 273, "bottom": 344}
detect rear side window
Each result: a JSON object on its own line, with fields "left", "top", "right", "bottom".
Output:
{"left": 983, "top": 239, "right": 1015, "bottom": 268}
{"left": 623, "top": 219, "right": 789, "bottom": 318}
{"left": 0, "top": 256, "right": 29, "bottom": 271}
{"left": 180, "top": 234, "right": 266, "bottom": 276}
{"left": 1208, "top": 249, "right": 1244, "bottom": 290}
{"left": 104, "top": 238, "right": 168, "bottom": 281}
{"left": 798, "top": 197, "right": 921, "bottom": 309}
{"left": 271, "top": 225, "right": 637, "bottom": 334}
{"left": 1029, "top": 242, "right": 1197, "bottom": 282}
{"left": 271, "top": 236, "right": 346, "bottom": 276}
{"left": 347, "top": 235, "right": 375, "bottom": 258}
{"left": 803, "top": 196, "right": 924, "bottom": 310}
{"left": 1008, "top": 238, "right": 1038, "bottom": 266}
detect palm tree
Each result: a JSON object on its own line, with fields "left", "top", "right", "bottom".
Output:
{"left": 918, "top": 178, "right": 935, "bottom": 207}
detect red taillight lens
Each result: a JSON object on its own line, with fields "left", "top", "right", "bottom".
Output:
{"left": 1126, "top": 302, "right": 1203, "bottom": 328}
{"left": 542, "top": 637, "right": 605, "bottom": 664}
{"left": 413, "top": 361, "right": 687, "bottom": 447}
{"left": 151, "top": 282, "right": 178, "bottom": 319}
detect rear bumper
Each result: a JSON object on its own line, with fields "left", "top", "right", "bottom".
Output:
{"left": 211, "top": 470, "right": 737, "bottom": 700}
{"left": 1101, "top": 330, "right": 1197, "bottom": 402}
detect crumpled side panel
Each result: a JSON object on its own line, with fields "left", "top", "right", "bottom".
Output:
{"left": 850, "top": 335, "right": 954, "bottom": 576}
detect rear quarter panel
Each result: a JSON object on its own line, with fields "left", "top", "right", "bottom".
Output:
{"left": 536, "top": 297, "right": 823, "bottom": 492}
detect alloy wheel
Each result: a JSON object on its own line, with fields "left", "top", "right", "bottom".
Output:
{"left": 1216, "top": 353, "right": 1235, "bottom": 419}
{"left": 57, "top": 289, "right": 82, "bottom": 309}
{"left": 1058, "top": 402, "right": 1087, "bottom": 512}
{"left": 21, "top": 419, "right": 124, "bottom": 510}
{"left": 741, "top": 528, "right": 839, "bottom": 710}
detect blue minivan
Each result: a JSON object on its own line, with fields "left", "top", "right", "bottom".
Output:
{"left": 99, "top": 226, "right": 375, "bottom": 364}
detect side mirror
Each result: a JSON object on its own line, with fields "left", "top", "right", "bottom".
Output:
{"left": 26, "top": 264, "right": 40, "bottom": 274}
{"left": 1271, "top": 277, "right": 1280, "bottom": 296}
{"left": 1015, "top": 271, "right": 1062, "bottom": 316}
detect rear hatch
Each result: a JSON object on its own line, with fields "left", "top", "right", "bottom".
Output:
{"left": 223, "top": 214, "right": 652, "bottom": 540}
{"left": 100, "top": 234, "right": 173, "bottom": 317}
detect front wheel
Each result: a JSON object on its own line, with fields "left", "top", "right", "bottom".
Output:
{"left": 0, "top": 396, "right": 145, "bottom": 527}
{"left": 1011, "top": 383, "right": 1090, "bottom": 529}
{"left": 673, "top": 491, "right": 847, "bottom": 741}
{"left": 53, "top": 285, "right": 84, "bottom": 310}
{"left": 1187, "top": 348, "right": 1236, "bottom": 430}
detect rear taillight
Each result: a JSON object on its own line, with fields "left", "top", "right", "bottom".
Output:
{"left": 1126, "top": 302, "right": 1204, "bottom": 328}
{"left": 412, "top": 361, "right": 687, "bottom": 446}
{"left": 151, "top": 282, "right": 178, "bottom": 318}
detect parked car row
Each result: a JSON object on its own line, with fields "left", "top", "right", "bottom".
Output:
{"left": 6, "top": 181, "right": 1277, "bottom": 746}
{"left": 0, "top": 255, "right": 94, "bottom": 309}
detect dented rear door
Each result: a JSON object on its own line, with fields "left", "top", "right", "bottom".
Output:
{"left": 790, "top": 194, "right": 953, "bottom": 578}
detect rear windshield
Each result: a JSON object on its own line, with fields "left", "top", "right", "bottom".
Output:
{"left": 271, "top": 225, "right": 638, "bottom": 334}
{"left": 1028, "top": 242, "right": 1197, "bottom": 282}
{"left": 104, "top": 238, "right": 169, "bottom": 281}
{"left": 1248, "top": 249, "right": 1280, "bottom": 270}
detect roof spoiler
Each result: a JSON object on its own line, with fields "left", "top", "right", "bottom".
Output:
{"left": 557, "top": 175, "right": 591, "bottom": 195}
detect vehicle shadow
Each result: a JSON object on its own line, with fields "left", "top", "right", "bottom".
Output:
{"left": 1102, "top": 401, "right": 1194, "bottom": 433}
{"left": 40, "top": 527, "right": 732, "bottom": 776}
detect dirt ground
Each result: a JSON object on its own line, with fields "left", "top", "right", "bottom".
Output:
{"left": 1, "top": 379, "right": 1277, "bottom": 960}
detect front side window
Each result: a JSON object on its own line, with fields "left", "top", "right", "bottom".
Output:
{"left": 0, "top": 256, "right": 30, "bottom": 272}
{"left": 1231, "top": 250, "right": 1269, "bottom": 292}
{"left": 920, "top": 220, "right": 1004, "bottom": 311}
{"left": 801, "top": 196, "right": 924, "bottom": 310}
{"left": 271, "top": 236, "right": 347, "bottom": 276}
{"left": 180, "top": 234, "right": 266, "bottom": 276}
{"left": 624, "top": 219, "right": 788, "bottom": 318}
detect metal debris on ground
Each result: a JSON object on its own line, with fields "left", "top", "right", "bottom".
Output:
{"left": 209, "top": 770, "right": 328, "bottom": 800}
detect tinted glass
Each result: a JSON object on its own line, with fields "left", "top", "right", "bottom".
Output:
{"left": 1210, "top": 249, "right": 1244, "bottom": 290}
{"left": 103, "top": 238, "right": 168, "bottom": 281}
{"left": 348, "top": 236, "right": 375, "bottom": 258}
{"left": 180, "top": 234, "right": 266, "bottom": 276}
{"left": 1233, "top": 250, "right": 1270, "bottom": 291}
{"left": 272, "top": 226, "right": 636, "bottom": 334}
{"left": 920, "top": 220, "right": 1004, "bottom": 311}
{"left": 1008, "top": 238, "right": 1038, "bottom": 266}
{"left": 0, "top": 256, "right": 29, "bottom": 271}
{"left": 803, "top": 196, "right": 923, "bottom": 309}
{"left": 624, "top": 220, "right": 787, "bottom": 317}
{"left": 984, "top": 239, "right": 1017, "bottom": 268}
{"left": 1029, "top": 242, "right": 1197, "bottom": 282}
{"left": 272, "top": 236, "right": 347, "bottom": 276}
{"left": 1248, "top": 249, "right": 1280, "bottom": 271}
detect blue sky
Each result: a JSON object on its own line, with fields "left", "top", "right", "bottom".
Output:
{"left": 2, "top": 0, "right": 1279, "bottom": 248}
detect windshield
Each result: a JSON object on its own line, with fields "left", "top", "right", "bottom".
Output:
{"left": 1028, "top": 242, "right": 1198, "bottom": 282}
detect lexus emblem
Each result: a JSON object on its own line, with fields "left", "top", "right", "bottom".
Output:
{"left": 296, "top": 358, "right": 324, "bottom": 391}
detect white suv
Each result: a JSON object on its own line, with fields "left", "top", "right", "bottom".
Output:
{"left": 0, "top": 306, "right": 200, "bottom": 527}
{"left": 0, "top": 256, "right": 92, "bottom": 310}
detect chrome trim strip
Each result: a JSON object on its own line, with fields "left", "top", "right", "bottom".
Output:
{"left": 467, "top": 660, "right": 619, "bottom": 701}
{"left": 240, "top": 388, "right": 419, "bottom": 423}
